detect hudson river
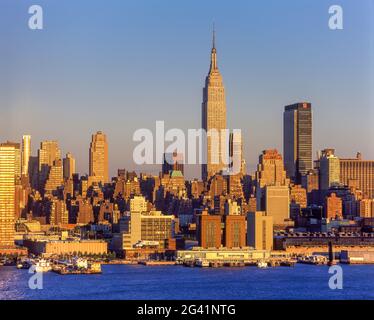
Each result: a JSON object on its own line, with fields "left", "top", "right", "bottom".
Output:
{"left": 0, "top": 264, "right": 373, "bottom": 300}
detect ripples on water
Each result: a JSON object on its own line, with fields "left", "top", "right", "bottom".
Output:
{"left": 0, "top": 264, "right": 373, "bottom": 300}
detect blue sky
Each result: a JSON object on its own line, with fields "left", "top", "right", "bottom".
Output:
{"left": 1, "top": 0, "right": 373, "bottom": 179}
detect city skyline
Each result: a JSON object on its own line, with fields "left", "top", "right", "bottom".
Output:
{"left": 1, "top": 0, "right": 373, "bottom": 180}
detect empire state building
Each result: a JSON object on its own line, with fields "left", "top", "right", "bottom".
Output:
{"left": 201, "top": 29, "right": 227, "bottom": 181}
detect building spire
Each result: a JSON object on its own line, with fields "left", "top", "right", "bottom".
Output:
{"left": 212, "top": 23, "right": 216, "bottom": 49}
{"left": 210, "top": 24, "right": 218, "bottom": 71}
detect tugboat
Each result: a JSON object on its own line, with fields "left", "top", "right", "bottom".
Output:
{"left": 257, "top": 261, "right": 268, "bottom": 268}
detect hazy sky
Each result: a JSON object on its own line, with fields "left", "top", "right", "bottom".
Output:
{"left": 1, "top": 0, "right": 373, "bottom": 179}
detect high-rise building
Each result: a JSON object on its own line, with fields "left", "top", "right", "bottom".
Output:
{"left": 256, "top": 150, "right": 289, "bottom": 188}
{"left": 196, "top": 210, "right": 221, "bottom": 249}
{"left": 1, "top": 142, "right": 21, "bottom": 179}
{"left": 255, "top": 149, "right": 289, "bottom": 212}
{"left": 130, "top": 195, "right": 147, "bottom": 213}
{"left": 229, "top": 131, "right": 246, "bottom": 176}
{"left": 265, "top": 185, "right": 290, "bottom": 226}
{"left": 162, "top": 152, "right": 184, "bottom": 175}
{"left": 38, "top": 140, "right": 61, "bottom": 190}
{"left": 63, "top": 152, "right": 76, "bottom": 180}
{"left": 283, "top": 102, "right": 312, "bottom": 183}
{"left": 44, "top": 159, "right": 63, "bottom": 194}
{"left": 223, "top": 214, "right": 246, "bottom": 248}
{"left": 358, "top": 199, "right": 373, "bottom": 218}
{"left": 0, "top": 145, "right": 16, "bottom": 248}
{"left": 340, "top": 153, "right": 374, "bottom": 198}
{"left": 49, "top": 198, "right": 69, "bottom": 225}
{"left": 325, "top": 193, "right": 342, "bottom": 219}
{"left": 21, "top": 135, "right": 31, "bottom": 176}
{"left": 202, "top": 29, "right": 227, "bottom": 181}
{"left": 89, "top": 131, "right": 109, "bottom": 184}
{"left": 247, "top": 211, "right": 273, "bottom": 251}
{"left": 319, "top": 149, "right": 340, "bottom": 190}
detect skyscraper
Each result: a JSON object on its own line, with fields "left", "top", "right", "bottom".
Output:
{"left": 21, "top": 135, "right": 31, "bottom": 176}
{"left": 89, "top": 131, "right": 109, "bottom": 184}
{"left": 202, "top": 29, "right": 227, "bottom": 181}
{"left": 63, "top": 152, "right": 76, "bottom": 180}
{"left": 319, "top": 149, "right": 340, "bottom": 190}
{"left": 0, "top": 145, "right": 16, "bottom": 248}
{"left": 1, "top": 142, "right": 21, "bottom": 179}
{"left": 283, "top": 102, "right": 312, "bottom": 183}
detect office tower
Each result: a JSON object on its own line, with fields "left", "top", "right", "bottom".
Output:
{"left": 1, "top": 142, "right": 21, "bottom": 178}
{"left": 63, "top": 152, "right": 76, "bottom": 180}
{"left": 224, "top": 214, "right": 246, "bottom": 248}
{"left": 325, "top": 193, "right": 342, "bottom": 219}
{"left": 229, "top": 131, "right": 246, "bottom": 175}
{"left": 0, "top": 145, "right": 16, "bottom": 248}
{"left": 319, "top": 149, "right": 340, "bottom": 190}
{"left": 255, "top": 149, "right": 289, "bottom": 211}
{"left": 38, "top": 140, "right": 61, "bottom": 190}
{"left": 89, "top": 131, "right": 109, "bottom": 184}
{"left": 202, "top": 29, "right": 227, "bottom": 181}
{"left": 340, "top": 153, "right": 374, "bottom": 198}
{"left": 162, "top": 152, "right": 184, "bottom": 175}
{"left": 21, "top": 135, "right": 31, "bottom": 176}
{"left": 283, "top": 102, "right": 312, "bottom": 183}
{"left": 44, "top": 159, "right": 63, "bottom": 194}
{"left": 196, "top": 210, "right": 221, "bottom": 248}
{"left": 247, "top": 211, "right": 273, "bottom": 251}
{"left": 265, "top": 186, "right": 290, "bottom": 225}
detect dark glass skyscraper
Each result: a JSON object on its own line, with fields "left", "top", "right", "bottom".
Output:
{"left": 283, "top": 102, "right": 312, "bottom": 183}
